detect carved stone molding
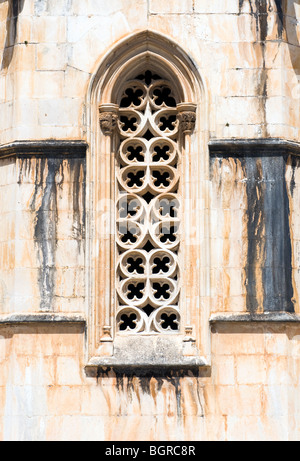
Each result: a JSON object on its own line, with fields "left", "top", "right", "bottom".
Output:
{"left": 209, "top": 138, "right": 300, "bottom": 157}
{"left": 99, "top": 104, "right": 119, "bottom": 135}
{"left": 0, "top": 140, "right": 87, "bottom": 159}
{"left": 0, "top": 313, "right": 86, "bottom": 324}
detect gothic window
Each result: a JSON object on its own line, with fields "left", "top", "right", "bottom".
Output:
{"left": 87, "top": 33, "right": 209, "bottom": 368}
{"left": 115, "top": 71, "right": 181, "bottom": 334}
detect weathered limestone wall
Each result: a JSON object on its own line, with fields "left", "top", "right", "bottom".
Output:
{"left": 1, "top": 0, "right": 300, "bottom": 441}
{"left": 0, "top": 151, "right": 86, "bottom": 315}
{"left": 210, "top": 149, "right": 300, "bottom": 315}
{"left": 1, "top": 322, "right": 300, "bottom": 441}
{"left": 287, "top": 155, "right": 300, "bottom": 313}
{"left": 1, "top": 1, "right": 300, "bottom": 143}
{"left": 0, "top": 157, "right": 16, "bottom": 315}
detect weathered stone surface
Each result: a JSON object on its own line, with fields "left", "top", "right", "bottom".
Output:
{"left": 0, "top": 0, "right": 300, "bottom": 442}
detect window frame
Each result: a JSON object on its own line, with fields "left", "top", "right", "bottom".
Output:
{"left": 85, "top": 31, "right": 211, "bottom": 369}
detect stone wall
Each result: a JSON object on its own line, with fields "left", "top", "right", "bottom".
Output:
{"left": 210, "top": 142, "right": 300, "bottom": 316}
{"left": 1, "top": 322, "right": 300, "bottom": 441}
{"left": 0, "top": 145, "right": 86, "bottom": 315}
{"left": 1, "top": 0, "right": 300, "bottom": 441}
{"left": 1, "top": 0, "right": 300, "bottom": 143}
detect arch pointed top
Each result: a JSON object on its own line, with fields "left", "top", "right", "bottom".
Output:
{"left": 88, "top": 30, "right": 205, "bottom": 107}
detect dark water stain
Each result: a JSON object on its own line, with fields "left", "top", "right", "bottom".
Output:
{"left": 33, "top": 158, "right": 62, "bottom": 311}
{"left": 71, "top": 159, "right": 86, "bottom": 250}
{"left": 238, "top": 155, "right": 294, "bottom": 313}
{"left": 211, "top": 153, "right": 294, "bottom": 314}
{"left": 237, "top": 1, "right": 289, "bottom": 135}
{"left": 17, "top": 155, "right": 86, "bottom": 312}
{"left": 274, "top": 0, "right": 284, "bottom": 38}
{"left": 287, "top": 155, "right": 299, "bottom": 197}
{"left": 242, "top": 157, "right": 266, "bottom": 313}
{"left": 285, "top": 1, "right": 300, "bottom": 74}
{"left": 239, "top": 0, "right": 283, "bottom": 39}
{"left": 238, "top": 1, "right": 268, "bottom": 134}
{"left": 261, "top": 156, "right": 294, "bottom": 312}
{"left": 1, "top": 0, "right": 25, "bottom": 70}
{"left": 96, "top": 367, "right": 208, "bottom": 418}
{"left": 239, "top": 1, "right": 300, "bottom": 74}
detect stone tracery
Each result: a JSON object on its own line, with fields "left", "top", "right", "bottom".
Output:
{"left": 115, "top": 72, "right": 182, "bottom": 334}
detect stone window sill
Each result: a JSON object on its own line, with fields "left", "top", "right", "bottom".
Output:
{"left": 85, "top": 334, "right": 209, "bottom": 372}
{"left": 85, "top": 355, "right": 209, "bottom": 371}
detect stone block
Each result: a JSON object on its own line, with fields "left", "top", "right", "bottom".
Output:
{"left": 213, "top": 330, "right": 265, "bottom": 356}
{"left": 36, "top": 43, "right": 68, "bottom": 71}
{"left": 236, "top": 355, "right": 267, "bottom": 385}
{"left": 149, "top": 0, "right": 193, "bottom": 14}
{"left": 55, "top": 356, "right": 83, "bottom": 386}
{"left": 212, "top": 355, "right": 235, "bottom": 386}
{"left": 216, "top": 384, "right": 262, "bottom": 417}
{"left": 194, "top": 0, "right": 239, "bottom": 14}
{"left": 47, "top": 386, "right": 81, "bottom": 415}
{"left": 33, "top": 16, "right": 67, "bottom": 43}
{"left": 38, "top": 98, "right": 80, "bottom": 127}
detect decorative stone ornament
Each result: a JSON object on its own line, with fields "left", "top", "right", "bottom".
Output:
{"left": 115, "top": 72, "right": 181, "bottom": 335}
{"left": 87, "top": 32, "right": 210, "bottom": 369}
{"left": 99, "top": 104, "right": 119, "bottom": 135}
{"left": 177, "top": 103, "right": 197, "bottom": 134}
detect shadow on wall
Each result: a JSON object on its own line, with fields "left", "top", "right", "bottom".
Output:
{"left": 1, "top": 0, "right": 25, "bottom": 70}
{"left": 285, "top": 0, "right": 300, "bottom": 74}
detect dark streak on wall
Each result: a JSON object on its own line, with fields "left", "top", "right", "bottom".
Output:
{"left": 261, "top": 155, "right": 294, "bottom": 312}
{"left": 1, "top": 0, "right": 25, "bottom": 70}
{"left": 72, "top": 160, "right": 86, "bottom": 250}
{"left": 34, "top": 158, "right": 61, "bottom": 311}
{"left": 238, "top": 1, "right": 286, "bottom": 135}
{"left": 18, "top": 154, "right": 86, "bottom": 312}
{"left": 211, "top": 151, "right": 294, "bottom": 314}
{"left": 238, "top": 0, "right": 284, "bottom": 39}
{"left": 274, "top": 0, "right": 284, "bottom": 38}
{"left": 96, "top": 367, "right": 208, "bottom": 418}
{"left": 245, "top": 154, "right": 294, "bottom": 313}
{"left": 21, "top": 156, "right": 61, "bottom": 312}
{"left": 242, "top": 157, "right": 266, "bottom": 313}
{"left": 288, "top": 154, "right": 299, "bottom": 197}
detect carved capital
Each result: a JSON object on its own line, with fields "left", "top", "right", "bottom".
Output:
{"left": 99, "top": 104, "right": 119, "bottom": 136}
{"left": 99, "top": 112, "right": 118, "bottom": 135}
{"left": 177, "top": 103, "right": 197, "bottom": 134}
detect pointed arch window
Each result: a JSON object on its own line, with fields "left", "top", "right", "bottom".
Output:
{"left": 86, "top": 33, "right": 210, "bottom": 369}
